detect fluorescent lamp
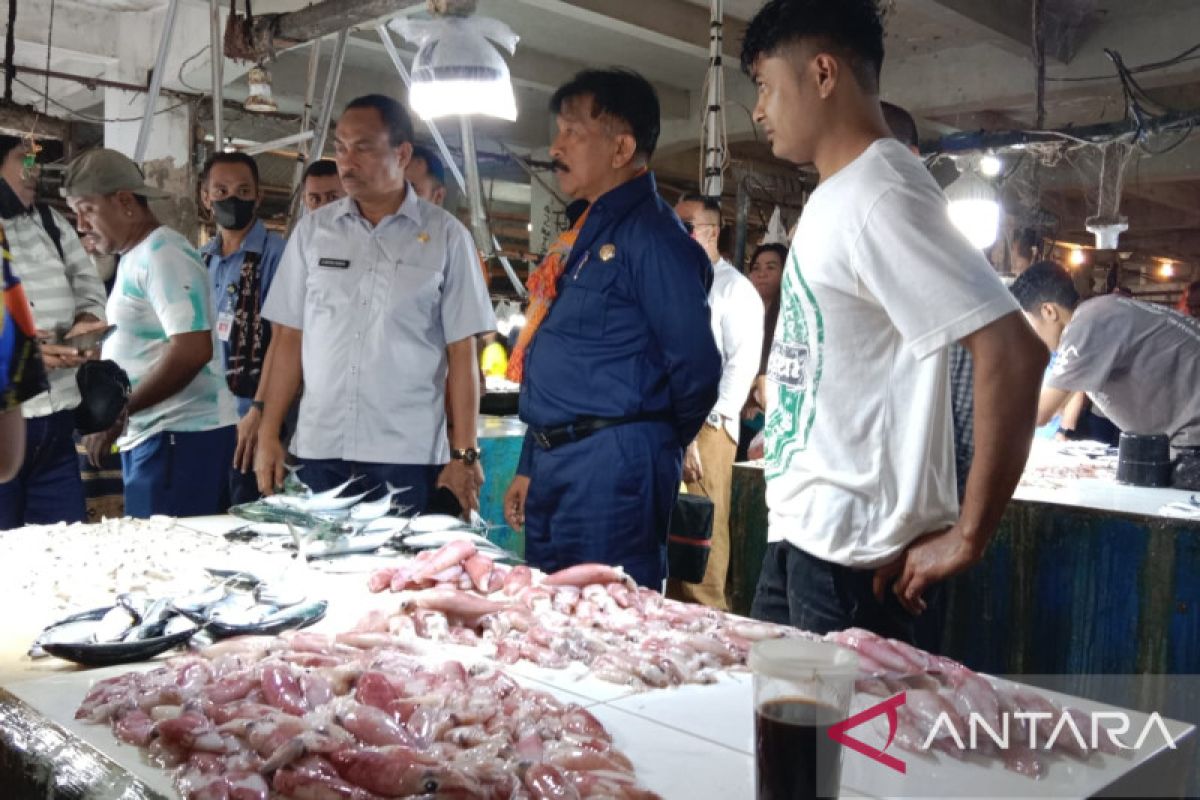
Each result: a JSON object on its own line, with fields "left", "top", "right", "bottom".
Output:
{"left": 945, "top": 169, "right": 1000, "bottom": 250}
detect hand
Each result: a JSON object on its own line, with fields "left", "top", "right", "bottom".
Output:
{"left": 438, "top": 458, "right": 484, "bottom": 518}
{"left": 83, "top": 407, "right": 127, "bottom": 468}
{"left": 747, "top": 431, "right": 765, "bottom": 461}
{"left": 254, "top": 431, "right": 288, "bottom": 496}
{"left": 504, "top": 475, "right": 530, "bottom": 531}
{"left": 36, "top": 330, "right": 87, "bottom": 370}
{"left": 234, "top": 406, "right": 262, "bottom": 473}
{"left": 682, "top": 441, "right": 704, "bottom": 484}
{"left": 873, "top": 526, "right": 985, "bottom": 615}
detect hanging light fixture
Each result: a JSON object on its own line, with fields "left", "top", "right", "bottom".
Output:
{"left": 391, "top": 15, "right": 519, "bottom": 121}
{"left": 945, "top": 163, "right": 1001, "bottom": 250}
{"left": 243, "top": 66, "right": 278, "bottom": 113}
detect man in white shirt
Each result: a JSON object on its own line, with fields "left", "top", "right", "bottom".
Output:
{"left": 0, "top": 135, "right": 107, "bottom": 528}
{"left": 255, "top": 95, "right": 495, "bottom": 514}
{"left": 669, "top": 194, "right": 763, "bottom": 609}
{"left": 741, "top": 0, "right": 1047, "bottom": 639}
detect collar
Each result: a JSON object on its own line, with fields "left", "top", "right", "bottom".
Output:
{"left": 203, "top": 218, "right": 269, "bottom": 259}
{"left": 335, "top": 183, "right": 424, "bottom": 227}
{"left": 587, "top": 171, "right": 657, "bottom": 222}
{"left": 0, "top": 178, "right": 33, "bottom": 220}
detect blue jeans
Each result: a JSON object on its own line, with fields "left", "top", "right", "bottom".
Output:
{"left": 294, "top": 459, "right": 441, "bottom": 514}
{"left": 122, "top": 427, "right": 236, "bottom": 518}
{"left": 524, "top": 421, "right": 681, "bottom": 588}
{"left": 0, "top": 410, "right": 87, "bottom": 529}
{"left": 751, "top": 540, "right": 918, "bottom": 643}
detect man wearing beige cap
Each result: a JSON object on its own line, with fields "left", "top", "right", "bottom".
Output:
{"left": 62, "top": 148, "right": 238, "bottom": 518}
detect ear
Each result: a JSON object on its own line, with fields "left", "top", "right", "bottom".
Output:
{"left": 200, "top": 184, "right": 212, "bottom": 209}
{"left": 1039, "top": 302, "right": 1058, "bottom": 323}
{"left": 812, "top": 53, "right": 840, "bottom": 100}
{"left": 432, "top": 185, "right": 447, "bottom": 206}
{"left": 114, "top": 190, "right": 138, "bottom": 215}
{"left": 396, "top": 141, "right": 414, "bottom": 171}
{"left": 611, "top": 132, "right": 638, "bottom": 171}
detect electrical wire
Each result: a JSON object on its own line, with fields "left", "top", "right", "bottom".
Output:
{"left": 176, "top": 44, "right": 210, "bottom": 94}
{"left": 12, "top": 75, "right": 190, "bottom": 123}
{"left": 43, "top": 0, "right": 55, "bottom": 116}
{"left": 1047, "top": 42, "right": 1200, "bottom": 82}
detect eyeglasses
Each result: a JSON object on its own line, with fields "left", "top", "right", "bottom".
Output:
{"left": 682, "top": 221, "right": 718, "bottom": 234}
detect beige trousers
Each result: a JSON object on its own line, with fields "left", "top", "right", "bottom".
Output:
{"left": 666, "top": 423, "right": 736, "bottom": 610}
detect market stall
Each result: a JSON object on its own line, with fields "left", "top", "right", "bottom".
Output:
{"left": 0, "top": 514, "right": 1194, "bottom": 799}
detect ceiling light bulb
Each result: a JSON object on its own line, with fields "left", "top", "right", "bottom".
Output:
{"left": 980, "top": 154, "right": 1002, "bottom": 177}
{"left": 945, "top": 171, "right": 1000, "bottom": 250}
{"left": 1069, "top": 248, "right": 1086, "bottom": 267}
{"left": 1161, "top": 261, "right": 1175, "bottom": 278}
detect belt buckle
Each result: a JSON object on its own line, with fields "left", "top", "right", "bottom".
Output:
{"left": 533, "top": 430, "right": 553, "bottom": 450}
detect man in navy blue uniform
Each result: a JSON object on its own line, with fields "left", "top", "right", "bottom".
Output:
{"left": 503, "top": 69, "right": 721, "bottom": 587}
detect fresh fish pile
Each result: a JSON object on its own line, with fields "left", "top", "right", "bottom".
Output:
{"left": 174, "top": 581, "right": 327, "bottom": 639}
{"left": 76, "top": 632, "right": 661, "bottom": 800}
{"left": 827, "top": 627, "right": 1127, "bottom": 779}
{"left": 366, "top": 541, "right": 799, "bottom": 689}
{"left": 31, "top": 595, "right": 201, "bottom": 666}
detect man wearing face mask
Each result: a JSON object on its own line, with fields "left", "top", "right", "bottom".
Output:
{"left": 0, "top": 135, "right": 107, "bottom": 528}
{"left": 199, "top": 152, "right": 286, "bottom": 505}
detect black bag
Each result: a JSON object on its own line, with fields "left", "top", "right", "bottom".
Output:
{"left": 225, "top": 250, "right": 270, "bottom": 399}
{"left": 667, "top": 491, "right": 714, "bottom": 583}
{"left": 74, "top": 359, "right": 131, "bottom": 434}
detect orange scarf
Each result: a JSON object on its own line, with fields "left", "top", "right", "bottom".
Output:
{"left": 506, "top": 206, "right": 591, "bottom": 383}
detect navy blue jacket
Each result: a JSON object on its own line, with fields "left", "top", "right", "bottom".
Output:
{"left": 517, "top": 172, "right": 721, "bottom": 473}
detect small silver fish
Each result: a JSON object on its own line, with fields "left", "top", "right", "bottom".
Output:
{"left": 349, "top": 483, "right": 412, "bottom": 521}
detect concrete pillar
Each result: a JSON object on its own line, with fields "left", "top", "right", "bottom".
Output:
{"left": 527, "top": 147, "right": 567, "bottom": 256}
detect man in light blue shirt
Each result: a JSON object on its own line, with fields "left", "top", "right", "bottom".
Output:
{"left": 199, "top": 152, "right": 286, "bottom": 504}
{"left": 256, "top": 95, "right": 495, "bottom": 514}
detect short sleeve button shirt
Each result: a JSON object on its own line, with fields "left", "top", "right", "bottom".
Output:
{"left": 262, "top": 188, "right": 496, "bottom": 465}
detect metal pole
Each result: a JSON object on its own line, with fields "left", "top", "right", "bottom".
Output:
{"left": 244, "top": 130, "right": 315, "bottom": 156}
{"left": 460, "top": 116, "right": 493, "bottom": 256}
{"left": 309, "top": 28, "right": 349, "bottom": 163}
{"left": 209, "top": 0, "right": 224, "bottom": 154}
{"left": 287, "top": 39, "right": 325, "bottom": 225}
{"left": 701, "top": 0, "right": 724, "bottom": 197}
{"left": 134, "top": 0, "right": 181, "bottom": 164}
{"left": 733, "top": 175, "right": 750, "bottom": 271}
{"left": 377, "top": 24, "right": 526, "bottom": 297}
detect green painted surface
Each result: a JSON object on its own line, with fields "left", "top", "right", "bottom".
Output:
{"left": 479, "top": 432, "right": 524, "bottom": 557}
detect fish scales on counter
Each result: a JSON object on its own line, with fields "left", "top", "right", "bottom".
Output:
{"left": 76, "top": 632, "right": 661, "bottom": 800}
{"left": 366, "top": 541, "right": 802, "bottom": 689}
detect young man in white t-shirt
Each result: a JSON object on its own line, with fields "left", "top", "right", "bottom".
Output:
{"left": 741, "top": 0, "right": 1047, "bottom": 641}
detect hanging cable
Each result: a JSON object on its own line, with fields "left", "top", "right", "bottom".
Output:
{"left": 5, "top": 0, "right": 16, "bottom": 104}
{"left": 43, "top": 0, "right": 55, "bottom": 116}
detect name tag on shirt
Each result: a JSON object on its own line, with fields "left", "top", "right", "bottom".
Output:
{"left": 319, "top": 258, "right": 350, "bottom": 269}
{"left": 216, "top": 310, "right": 234, "bottom": 343}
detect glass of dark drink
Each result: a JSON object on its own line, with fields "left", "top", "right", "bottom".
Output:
{"left": 749, "top": 639, "right": 858, "bottom": 800}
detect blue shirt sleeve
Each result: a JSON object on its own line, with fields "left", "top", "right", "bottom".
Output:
{"left": 633, "top": 225, "right": 722, "bottom": 444}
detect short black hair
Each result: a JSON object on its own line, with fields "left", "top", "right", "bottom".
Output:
{"left": 740, "top": 0, "right": 885, "bottom": 94}
{"left": 0, "top": 135, "right": 24, "bottom": 165}
{"left": 882, "top": 101, "right": 918, "bottom": 148}
{"left": 1010, "top": 260, "right": 1080, "bottom": 312}
{"left": 410, "top": 145, "right": 445, "bottom": 187}
{"left": 344, "top": 94, "right": 415, "bottom": 147}
{"left": 302, "top": 159, "right": 339, "bottom": 181}
{"left": 751, "top": 243, "right": 789, "bottom": 266}
{"left": 679, "top": 193, "right": 721, "bottom": 222}
{"left": 200, "top": 151, "right": 259, "bottom": 188}
{"left": 550, "top": 69, "right": 661, "bottom": 159}
{"left": 1012, "top": 227, "right": 1039, "bottom": 259}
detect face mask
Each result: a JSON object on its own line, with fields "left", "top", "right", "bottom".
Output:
{"left": 212, "top": 196, "right": 256, "bottom": 230}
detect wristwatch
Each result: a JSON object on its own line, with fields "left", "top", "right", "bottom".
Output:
{"left": 250, "top": 400, "right": 265, "bottom": 412}
{"left": 706, "top": 412, "right": 723, "bottom": 429}
{"left": 451, "top": 447, "right": 480, "bottom": 466}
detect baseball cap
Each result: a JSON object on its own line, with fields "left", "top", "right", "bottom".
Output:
{"left": 60, "top": 148, "right": 169, "bottom": 199}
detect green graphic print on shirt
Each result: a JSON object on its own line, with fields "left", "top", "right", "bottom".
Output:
{"left": 764, "top": 250, "right": 824, "bottom": 480}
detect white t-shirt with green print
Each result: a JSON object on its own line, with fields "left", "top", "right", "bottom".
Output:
{"left": 101, "top": 226, "right": 237, "bottom": 450}
{"left": 763, "top": 139, "right": 1018, "bottom": 568}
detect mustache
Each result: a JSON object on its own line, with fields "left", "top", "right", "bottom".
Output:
{"left": 550, "top": 159, "right": 569, "bottom": 174}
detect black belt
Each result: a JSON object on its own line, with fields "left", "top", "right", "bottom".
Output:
{"left": 531, "top": 414, "right": 671, "bottom": 450}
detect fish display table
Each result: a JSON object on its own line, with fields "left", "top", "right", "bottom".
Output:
{"left": 0, "top": 515, "right": 1195, "bottom": 799}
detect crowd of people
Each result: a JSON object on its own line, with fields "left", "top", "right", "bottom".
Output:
{"left": 1, "top": 0, "right": 1199, "bottom": 643}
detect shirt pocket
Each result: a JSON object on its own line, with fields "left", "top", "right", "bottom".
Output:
{"left": 389, "top": 261, "right": 444, "bottom": 327}
{"left": 565, "top": 256, "right": 619, "bottom": 339}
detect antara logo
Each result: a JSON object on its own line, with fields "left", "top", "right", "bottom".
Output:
{"left": 827, "top": 692, "right": 1180, "bottom": 775}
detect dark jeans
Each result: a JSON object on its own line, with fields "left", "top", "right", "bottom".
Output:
{"left": 295, "top": 458, "right": 441, "bottom": 514}
{"left": 228, "top": 466, "right": 262, "bottom": 507}
{"left": 0, "top": 410, "right": 86, "bottom": 529}
{"left": 122, "top": 426, "right": 236, "bottom": 518}
{"left": 751, "top": 540, "right": 918, "bottom": 643}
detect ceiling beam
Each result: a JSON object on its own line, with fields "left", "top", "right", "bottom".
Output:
{"left": 229, "top": 0, "right": 425, "bottom": 61}
{"left": 509, "top": 0, "right": 744, "bottom": 61}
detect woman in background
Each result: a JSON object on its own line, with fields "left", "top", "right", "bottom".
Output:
{"left": 738, "top": 243, "right": 786, "bottom": 461}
